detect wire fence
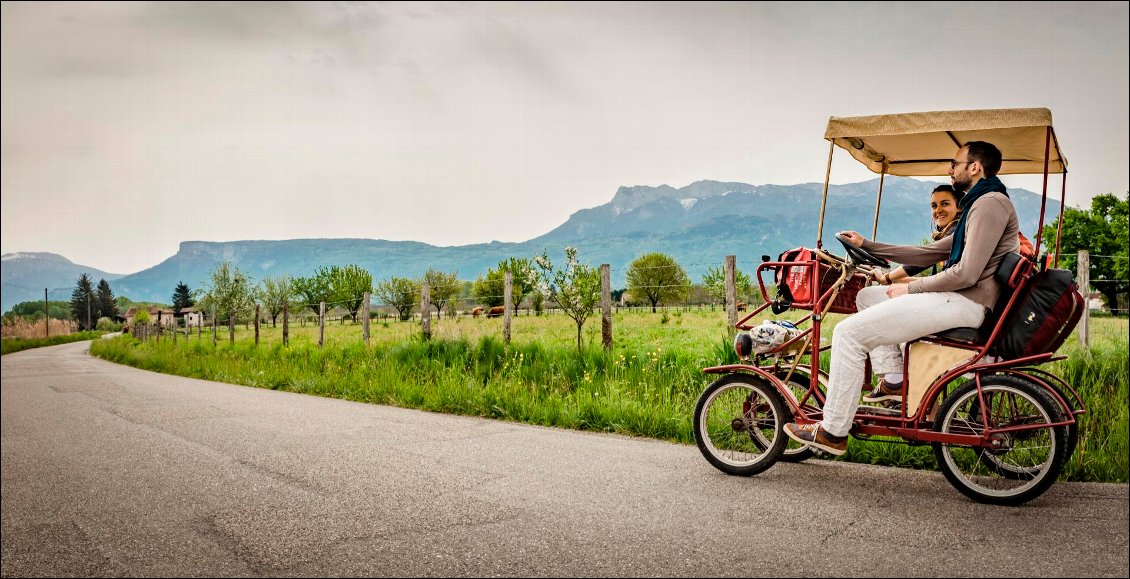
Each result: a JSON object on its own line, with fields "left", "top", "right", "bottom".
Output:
{"left": 1076, "top": 253, "right": 1128, "bottom": 345}
{"left": 12, "top": 249, "right": 1126, "bottom": 349}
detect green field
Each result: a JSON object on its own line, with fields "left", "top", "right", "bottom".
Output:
{"left": 91, "top": 308, "right": 1128, "bottom": 482}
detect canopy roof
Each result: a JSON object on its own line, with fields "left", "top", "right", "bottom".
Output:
{"left": 824, "top": 108, "right": 1066, "bottom": 176}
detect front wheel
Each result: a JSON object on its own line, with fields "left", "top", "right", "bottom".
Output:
{"left": 694, "top": 374, "right": 789, "bottom": 476}
{"left": 932, "top": 375, "right": 1068, "bottom": 505}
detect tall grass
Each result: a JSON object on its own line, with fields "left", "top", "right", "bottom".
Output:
{"left": 1, "top": 317, "right": 79, "bottom": 339}
{"left": 2, "top": 331, "right": 106, "bottom": 355}
{"left": 90, "top": 311, "right": 1128, "bottom": 482}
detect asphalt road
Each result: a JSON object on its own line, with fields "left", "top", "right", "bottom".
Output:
{"left": 2, "top": 340, "right": 1127, "bottom": 577}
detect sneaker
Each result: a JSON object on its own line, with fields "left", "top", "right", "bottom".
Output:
{"left": 783, "top": 422, "right": 848, "bottom": 456}
{"left": 862, "top": 378, "right": 904, "bottom": 404}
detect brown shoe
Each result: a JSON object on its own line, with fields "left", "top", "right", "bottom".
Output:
{"left": 783, "top": 422, "right": 848, "bottom": 456}
{"left": 862, "top": 378, "right": 904, "bottom": 404}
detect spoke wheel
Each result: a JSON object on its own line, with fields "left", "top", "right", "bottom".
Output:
{"left": 775, "top": 370, "right": 825, "bottom": 462}
{"left": 932, "top": 376, "right": 1068, "bottom": 505}
{"left": 694, "top": 374, "right": 788, "bottom": 476}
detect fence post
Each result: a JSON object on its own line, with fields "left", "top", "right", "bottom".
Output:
{"left": 318, "top": 302, "right": 325, "bottom": 348}
{"left": 601, "top": 264, "right": 612, "bottom": 350}
{"left": 173, "top": 317, "right": 178, "bottom": 346}
{"left": 1077, "top": 250, "right": 1090, "bottom": 349}
{"left": 421, "top": 283, "right": 432, "bottom": 341}
{"left": 282, "top": 303, "right": 289, "bottom": 347}
{"left": 229, "top": 314, "right": 235, "bottom": 345}
{"left": 254, "top": 305, "right": 260, "bottom": 347}
{"left": 725, "top": 255, "right": 737, "bottom": 335}
{"left": 211, "top": 306, "right": 217, "bottom": 347}
{"left": 503, "top": 272, "right": 512, "bottom": 345}
{"left": 45, "top": 288, "right": 49, "bottom": 338}
{"left": 362, "top": 291, "right": 371, "bottom": 345}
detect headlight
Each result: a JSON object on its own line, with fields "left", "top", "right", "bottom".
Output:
{"left": 733, "top": 332, "right": 753, "bottom": 361}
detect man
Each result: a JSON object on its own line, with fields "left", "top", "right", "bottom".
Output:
{"left": 783, "top": 141, "right": 1020, "bottom": 455}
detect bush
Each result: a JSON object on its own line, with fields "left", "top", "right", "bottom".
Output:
{"left": 96, "top": 317, "right": 122, "bottom": 332}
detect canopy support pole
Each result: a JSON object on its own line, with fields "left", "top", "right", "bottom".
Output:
{"left": 817, "top": 139, "right": 835, "bottom": 249}
{"left": 1033, "top": 126, "right": 1052, "bottom": 260}
{"left": 871, "top": 169, "right": 886, "bottom": 240}
{"left": 1054, "top": 172, "right": 1068, "bottom": 268}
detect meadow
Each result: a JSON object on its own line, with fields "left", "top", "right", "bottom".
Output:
{"left": 90, "top": 307, "right": 1128, "bottom": 482}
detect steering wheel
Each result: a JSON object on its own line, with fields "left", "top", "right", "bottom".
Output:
{"left": 835, "top": 233, "right": 891, "bottom": 268}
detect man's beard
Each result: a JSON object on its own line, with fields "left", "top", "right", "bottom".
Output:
{"left": 952, "top": 175, "right": 972, "bottom": 194}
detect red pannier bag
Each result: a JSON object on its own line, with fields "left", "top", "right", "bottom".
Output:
{"left": 995, "top": 268, "right": 1085, "bottom": 360}
{"left": 774, "top": 248, "right": 865, "bottom": 314}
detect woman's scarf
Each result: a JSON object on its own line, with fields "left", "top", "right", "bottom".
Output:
{"left": 945, "top": 176, "right": 1008, "bottom": 268}
{"left": 930, "top": 211, "right": 961, "bottom": 273}
{"left": 932, "top": 213, "right": 960, "bottom": 242}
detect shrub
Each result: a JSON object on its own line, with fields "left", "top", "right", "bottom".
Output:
{"left": 96, "top": 317, "right": 122, "bottom": 332}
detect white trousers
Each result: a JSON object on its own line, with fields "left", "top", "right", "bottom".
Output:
{"left": 820, "top": 286, "right": 986, "bottom": 437}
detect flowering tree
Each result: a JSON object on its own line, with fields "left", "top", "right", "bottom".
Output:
{"left": 530, "top": 247, "right": 601, "bottom": 351}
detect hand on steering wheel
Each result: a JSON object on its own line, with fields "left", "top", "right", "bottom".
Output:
{"left": 835, "top": 233, "right": 890, "bottom": 268}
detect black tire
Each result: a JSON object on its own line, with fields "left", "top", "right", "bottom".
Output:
{"left": 693, "top": 374, "right": 789, "bottom": 476}
{"left": 932, "top": 375, "right": 1069, "bottom": 505}
{"left": 978, "top": 372, "right": 1080, "bottom": 466}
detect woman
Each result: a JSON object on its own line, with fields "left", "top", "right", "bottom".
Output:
{"left": 872, "top": 184, "right": 962, "bottom": 286}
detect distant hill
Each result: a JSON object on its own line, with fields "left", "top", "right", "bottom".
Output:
{"left": 1, "top": 253, "right": 125, "bottom": 312}
{"left": 3, "top": 177, "right": 1060, "bottom": 309}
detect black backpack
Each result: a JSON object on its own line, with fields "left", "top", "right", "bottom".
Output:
{"left": 995, "top": 268, "right": 1085, "bottom": 360}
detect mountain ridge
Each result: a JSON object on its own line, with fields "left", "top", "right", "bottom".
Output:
{"left": 2, "top": 177, "right": 1060, "bottom": 310}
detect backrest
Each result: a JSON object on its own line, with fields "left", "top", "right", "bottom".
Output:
{"left": 977, "top": 252, "right": 1033, "bottom": 345}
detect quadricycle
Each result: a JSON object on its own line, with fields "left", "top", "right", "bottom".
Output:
{"left": 692, "top": 108, "right": 1086, "bottom": 505}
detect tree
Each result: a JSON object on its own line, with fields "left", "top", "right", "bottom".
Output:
{"left": 3, "top": 301, "right": 71, "bottom": 321}
{"left": 96, "top": 279, "right": 119, "bottom": 320}
{"left": 701, "top": 265, "right": 753, "bottom": 307}
{"left": 1041, "top": 192, "right": 1129, "bottom": 312}
{"left": 258, "top": 275, "right": 296, "bottom": 327}
{"left": 530, "top": 247, "right": 601, "bottom": 351}
{"left": 292, "top": 270, "right": 334, "bottom": 315}
{"left": 472, "top": 269, "right": 505, "bottom": 308}
{"left": 171, "top": 281, "right": 194, "bottom": 318}
{"left": 498, "top": 257, "right": 535, "bottom": 313}
{"left": 69, "top": 273, "right": 96, "bottom": 330}
{"left": 374, "top": 277, "right": 421, "bottom": 321}
{"left": 423, "top": 269, "right": 460, "bottom": 319}
{"left": 626, "top": 253, "right": 690, "bottom": 313}
{"left": 330, "top": 265, "right": 374, "bottom": 322}
{"left": 197, "top": 262, "right": 255, "bottom": 325}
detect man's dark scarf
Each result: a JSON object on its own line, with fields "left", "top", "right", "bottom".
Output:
{"left": 945, "top": 175, "right": 1008, "bottom": 269}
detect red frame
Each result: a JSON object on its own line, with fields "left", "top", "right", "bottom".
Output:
{"left": 707, "top": 249, "right": 1084, "bottom": 450}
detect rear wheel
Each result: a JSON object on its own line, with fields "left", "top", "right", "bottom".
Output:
{"left": 694, "top": 374, "right": 788, "bottom": 476}
{"left": 932, "top": 375, "right": 1068, "bottom": 505}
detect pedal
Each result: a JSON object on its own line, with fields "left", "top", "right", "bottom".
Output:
{"left": 857, "top": 405, "right": 901, "bottom": 417}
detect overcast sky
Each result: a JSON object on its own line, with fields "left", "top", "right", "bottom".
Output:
{"left": 2, "top": 2, "right": 1127, "bottom": 274}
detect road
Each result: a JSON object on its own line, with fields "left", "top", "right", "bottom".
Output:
{"left": 2, "top": 340, "right": 1127, "bottom": 577}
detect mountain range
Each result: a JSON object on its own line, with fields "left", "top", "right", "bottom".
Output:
{"left": 1, "top": 177, "right": 1060, "bottom": 312}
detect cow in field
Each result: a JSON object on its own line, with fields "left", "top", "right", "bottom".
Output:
{"left": 486, "top": 306, "right": 505, "bottom": 318}
{"left": 736, "top": 302, "right": 747, "bottom": 312}
{"left": 471, "top": 307, "right": 484, "bottom": 318}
